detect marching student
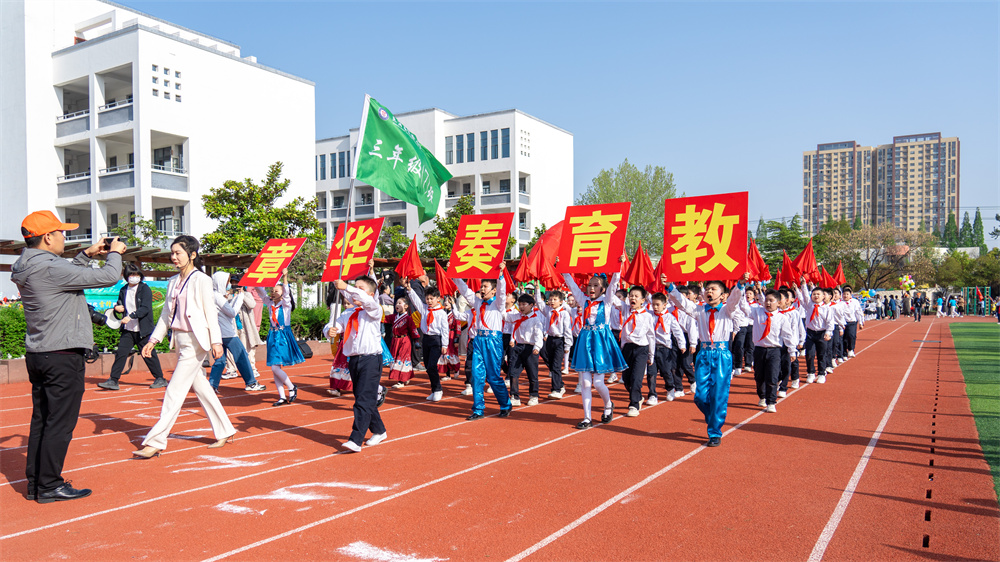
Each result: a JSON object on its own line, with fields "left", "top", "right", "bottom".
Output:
{"left": 452, "top": 302, "right": 476, "bottom": 395}
{"left": 730, "top": 289, "right": 754, "bottom": 377}
{"left": 326, "top": 276, "right": 388, "bottom": 452}
{"left": 324, "top": 284, "right": 353, "bottom": 397}
{"left": 607, "top": 289, "right": 629, "bottom": 385}
{"left": 562, "top": 262, "right": 627, "bottom": 429}
{"left": 741, "top": 288, "right": 757, "bottom": 372}
{"left": 505, "top": 294, "right": 544, "bottom": 406}
{"left": 207, "top": 272, "right": 266, "bottom": 393}
{"left": 405, "top": 279, "right": 450, "bottom": 402}
{"left": 386, "top": 295, "right": 419, "bottom": 388}
{"left": 748, "top": 289, "right": 797, "bottom": 412}
{"left": 647, "top": 292, "right": 686, "bottom": 404}
{"left": 566, "top": 294, "right": 581, "bottom": 379}
{"left": 438, "top": 296, "right": 462, "bottom": 380}
{"left": 841, "top": 286, "right": 864, "bottom": 357}
{"left": 829, "top": 289, "right": 847, "bottom": 366}
{"left": 797, "top": 278, "right": 834, "bottom": 384}
{"left": 668, "top": 273, "right": 750, "bottom": 447}
{"left": 501, "top": 291, "right": 518, "bottom": 380}
{"left": 135, "top": 236, "right": 235, "bottom": 458}
{"left": 455, "top": 262, "right": 512, "bottom": 419}
{"left": 234, "top": 278, "right": 264, "bottom": 382}
{"left": 619, "top": 286, "right": 655, "bottom": 417}
{"left": 776, "top": 288, "right": 806, "bottom": 396}
{"left": 536, "top": 288, "right": 572, "bottom": 399}
{"left": 257, "top": 269, "right": 304, "bottom": 406}
{"left": 671, "top": 285, "right": 699, "bottom": 397}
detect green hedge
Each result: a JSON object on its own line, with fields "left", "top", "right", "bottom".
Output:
{"left": 259, "top": 306, "right": 331, "bottom": 341}
{"left": 0, "top": 305, "right": 170, "bottom": 359}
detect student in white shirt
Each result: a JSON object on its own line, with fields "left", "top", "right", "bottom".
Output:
{"left": 749, "top": 289, "right": 797, "bottom": 412}
{"left": 646, "top": 292, "right": 686, "bottom": 404}
{"left": 619, "top": 286, "right": 656, "bottom": 417}
{"left": 796, "top": 278, "right": 834, "bottom": 384}
{"left": 405, "top": 281, "right": 450, "bottom": 402}
{"left": 536, "top": 288, "right": 573, "bottom": 399}
{"left": 504, "top": 294, "right": 544, "bottom": 406}
{"left": 841, "top": 286, "right": 865, "bottom": 358}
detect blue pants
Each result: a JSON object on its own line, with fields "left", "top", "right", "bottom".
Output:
{"left": 694, "top": 345, "right": 733, "bottom": 439}
{"left": 470, "top": 333, "right": 510, "bottom": 415}
{"left": 209, "top": 337, "right": 257, "bottom": 389}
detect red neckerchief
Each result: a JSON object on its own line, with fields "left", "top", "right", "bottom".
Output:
{"left": 624, "top": 310, "right": 642, "bottom": 335}
{"left": 654, "top": 311, "right": 668, "bottom": 332}
{"left": 513, "top": 313, "right": 535, "bottom": 339}
{"left": 758, "top": 310, "right": 772, "bottom": 341}
{"left": 583, "top": 300, "right": 599, "bottom": 326}
{"left": 427, "top": 306, "right": 442, "bottom": 327}
{"left": 344, "top": 308, "right": 361, "bottom": 340}
{"left": 270, "top": 304, "right": 280, "bottom": 326}
{"left": 550, "top": 310, "right": 560, "bottom": 328}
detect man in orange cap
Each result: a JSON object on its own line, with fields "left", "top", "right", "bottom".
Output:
{"left": 10, "top": 210, "right": 126, "bottom": 504}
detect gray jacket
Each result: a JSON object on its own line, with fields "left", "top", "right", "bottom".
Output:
{"left": 10, "top": 248, "right": 123, "bottom": 353}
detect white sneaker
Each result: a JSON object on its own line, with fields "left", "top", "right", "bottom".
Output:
{"left": 510, "top": 397, "right": 522, "bottom": 406}
{"left": 527, "top": 397, "right": 538, "bottom": 406}
{"left": 487, "top": 385, "right": 494, "bottom": 394}
{"left": 342, "top": 440, "right": 362, "bottom": 453}
{"left": 766, "top": 404, "right": 777, "bottom": 413}
{"left": 392, "top": 382, "right": 406, "bottom": 389}
{"left": 790, "top": 379, "right": 800, "bottom": 389}
{"left": 326, "top": 388, "right": 342, "bottom": 397}
{"left": 366, "top": 432, "right": 387, "bottom": 446}
{"left": 806, "top": 373, "right": 816, "bottom": 384}
{"left": 562, "top": 368, "right": 569, "bottom": 375}
{"left": 816, "top": 374, "right": 827, "bottom": 384}
{"left": 607, "top": 374, "right": 619, "bottom": 384}
{"left": 758, "top": 398, "right": 767, "bottom": 408}
{"left": 427, "top": 390, "right": 444, "bottom": 402}
{"left": 777, "top": 390, "right": 787, "bottom": 398}
{"left": 666, "top": 390, "right": 675, "bottom": 402}
{"left": 548, "top": 389, "right": 565, "bottom": 399}
{"left": 848, "top": 350, "right": 856, "bottom": 358}
{"left": 674, "top": 390, "right": 685, "bottom": 398}
{"left": 245, "top": 383, "right": 266, "bottom": 391}
{"left": 505, "top": 379, "right": 510, "bottom": 389}
{"left": 831, "top": 359, "right": 838, "bottom": 367}
{"left": 690, "top": 382, "right": 697, "bottom": 395}
{"left": 826, "top": 366, "right": 834, "bottom": 374}
{"left": 646, "top": 395, "right": 659, "bottom": 406}
{"left": 732, "top": 369, "right": 741, "bottom": 378}
{"left": 221, "top": 372, "right": 240, "bottom": 380}
{"left": 461, "top": 384, "right": 473, "bottom": 396}
{"left": 626, "top": 406, "right": 640, "bottom": 417}
{"left": 743, "top": 367, "right": 753, "bottom": 373}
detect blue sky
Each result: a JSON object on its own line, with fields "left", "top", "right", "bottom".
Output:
{"left": 124, "top": 1, "right": 999, "bottom": 238}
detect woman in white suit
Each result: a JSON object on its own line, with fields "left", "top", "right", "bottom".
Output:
{"left": 134, "top": 236, "right": 236, "bottom": 458}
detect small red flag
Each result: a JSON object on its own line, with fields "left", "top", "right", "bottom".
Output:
{"left": 833, "top": 261, "right": 847, "bottom": 286}
{"left": 623, "top": 242, "right": 655, "bottom": 291}
{"left": 512, "top": 248, "right": 533, "bottom": 284}
{"left": 434, "top": 259, "right": 457, "bottom": 296}
{"left": 394, "top": 236, "right": 425, "bottom": 280}
{"left": 536, "top": 244, "right": 563, "bottom": 291}
{"left": 792, "top": 239, "right": 818, "bottom": 282}
{"left": 776, "top": 250, "right": 799, "bottom": 289}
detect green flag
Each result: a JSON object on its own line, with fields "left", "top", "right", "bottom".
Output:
{"left": 354, "top": 96, "right": 452, "bottom": 224}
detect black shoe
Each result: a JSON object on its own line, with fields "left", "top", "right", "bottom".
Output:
{"left": 272, "top": 398, "right": 290, "bottom": 407}
{"left": 376, "top": 385, "right": 387, "bottom": 407}
{"left": 498, "top": 408, "right": 512, "bottom": 418}
{"left": 288, "top": 386, "right": 298, "bottom": 403}
{"left": 600, "top": 402, "right": 614, "bottom": 424}
{"left": 97, "top": 379, "right": 119, "bottom": 391}
{"left": 706, "top": 437, "right": 721, "bottom": 447}
{"left": 36, "top": 482, "right": 91, "bottom": 504}
{"left": 575, "top": 419, "right": 593, "bottom": 429}
{"left": 149, "top": 378, "right": 168, "bottom": 389}
{"left": 466, "top": 413, "right": 484, "bottom": 421}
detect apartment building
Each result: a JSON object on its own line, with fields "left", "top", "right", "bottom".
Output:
{"left": 803, "top": 133, "right": 959, "bottom": 236}
{"left": 316, "top": 108, "right": 573, "bottom": 256}
{"left": 1, "top": 0, "right": 314, "bottom": 293}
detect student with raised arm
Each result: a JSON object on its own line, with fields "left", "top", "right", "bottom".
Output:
{"left": 455, "top": 262, "right": 512, "bottom": 420}
{"left": 504, "top": 293, "right": 544, "bottom": 407}
{"left": 405, "top": 279, "right": 449, "bottom": 402}
{"left": 535, "top": 287, "right": 573, "bottom": 399}
{"left": 747, "top": 289, "right": 797, "bottom": 413}
{"left": 797, "top": 277, "right": 834, "bottom": 384}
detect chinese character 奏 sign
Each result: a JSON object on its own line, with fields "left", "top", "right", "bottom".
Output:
{"left": 446, "top": 213, "right": 514, "bottom": 279}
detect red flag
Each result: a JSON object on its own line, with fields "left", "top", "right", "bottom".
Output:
{"left": 775, "top": 250, "right": 799, "bottom": 289}
{"left": 650, "top": 257, "right": 667, "bottom": 293}
{"left": 394, "top": 236, "right": 425, "bottom": 280}
{"left": 618, "top": 251, "right": 632, "bottom": 290}
{"left": 536, "top": 243, "right": 563, "bottom": 291}
{"left": 466, "top": 278, "right": 482, "bottom": 293}
{"left": 623, "top": 242, "right": 655, "bottom": 291}
{"left": 792, "top": 239, "right": 818, "bottom": 282}
{"left": 818, "top": 266, "right": 836, "bottom": 289}
{"left": 528, "top": 220, "right": 565, "bottom": 266}
{"left": 434, "top": 259, "right": 457, "bottom": 296}
{"left": 833, "top": 261, "right": 847, "bottom": 286}
{"left": 748, "top": 238, "right": 771, "bottom": 282}
{"left": 512, "top": 248, "right": 533, "bottom": 284}
{"left": 501, "top": 264, "right": 516, "bottom": 295}
{"left": 976, "top": 287, "right": 984, "bottom": 300}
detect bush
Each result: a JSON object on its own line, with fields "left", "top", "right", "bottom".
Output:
{"left": 259, "top": 305, "right": 330, "bottom": 341}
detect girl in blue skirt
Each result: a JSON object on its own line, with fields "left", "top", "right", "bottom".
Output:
{"left": 256, "top": 268, "right": 304, "bottom": 406}
{"left": 562, "top": 262, "right": 627, "bottom": 429}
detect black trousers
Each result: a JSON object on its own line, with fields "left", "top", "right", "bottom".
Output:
{"left": 509, "top": 343, "right": 539, "bottom": 399}
{"left": 805, "top": 329, "right": 828, "bottom": 375}
{"left": 410, "top": 336, "right": 423, "bottom": 367}
{"left": 831, "top": 328, "right": 844, "bottom": 360}
{"left": 753, "top": 346, "right": 781, "bottom": 405}
{"left": 843, "top": 322, "right": 858, "bottom": 353}
{"left": 731, "top": 326, "right": 751, "bottom": 369}
{"left": 646, "top": 345, "right": 679, "bottom": 397}
{"left": 743, "top": 327, "right": 755, "bottom": 368}
{"left": 464, "top": 337, "right": 475, "bottom": 384}
{"left": 347, "top": 354, "right": 386, "bottom": 445}
{"left": 540, "top": 337, "right": 566, "bottom": 391}
{"left": 678, "top": 346, "right": 695, "bottom": 384}
{"left": 621, "top": 342, "right": 648, "bottom": 409}
{"left": 778, "top": 348, "right": 801, "bottom": 392}
{"left": 421, "top": 335, "right": 443, "bottom": 392}
{"left": 25, "top": 350, "right": 86, "bottom": 494}
{"left": 502, "top": 333, "right": 512, "bottom": 376}
{"left": 109, "top": 330, "right": 165, "bottom": 381}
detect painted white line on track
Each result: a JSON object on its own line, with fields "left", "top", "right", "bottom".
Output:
{"left": 807, "top": 320, "right": 934, "bottom": 562}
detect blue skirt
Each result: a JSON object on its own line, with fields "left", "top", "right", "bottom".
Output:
{"left": 266, "top": 327, "right": 305, "bottom": 367}
{"left": 571, "top": 326, "right": 627, "bottom": 374}
{"left": 381, "top": 338, "right": 394, "bottom": 367}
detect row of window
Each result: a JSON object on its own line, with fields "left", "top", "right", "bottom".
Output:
{"left": 152, "top": 64, "right": 181, "bottom": 78}
{"left": 151, "top": 89, "right": 181, "bottom": 102}
{"left": 447, "top": 177, "right": 528, "bottom": 197}
{"left": 445, "top": 128, "right": 510, "bottom": 165}
{"left": 152, "top": 76, "right": 181, "bottom": 90}
{"left": 317, "top": 150, "right": 353, "bottom": 181}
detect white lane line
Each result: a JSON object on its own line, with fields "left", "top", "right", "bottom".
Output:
{"left": 807, "top": 321, "right": 934, "bottom": 562}
{"left": 503, "top": 320, "right": 910, "bottom": 562}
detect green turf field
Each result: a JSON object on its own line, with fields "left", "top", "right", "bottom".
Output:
{"left": 950, "top": 322, "right": 1000, "bottom": 502}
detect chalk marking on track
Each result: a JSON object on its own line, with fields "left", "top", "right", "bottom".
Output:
{"left": 338, "top": 541, "right": 447, "bottom": 562}
{"left": 171, "top": 449, "right": 298, "bottom": 473}
{"left": 807, "top": 321, "right": 934, "bottom": 562}
{"left": 501, "top": 321, "right": 910, "bottom": 562}
{"left": 216, "top": 482, "right": 391, "bottom": 515}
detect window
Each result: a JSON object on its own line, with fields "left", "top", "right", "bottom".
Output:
{"left": 445, "top": 136, "right": 453, "bottom": 165}
{"left": 175, "top": 71, "right": 181, "bottom": 78}
{"left": 315, "top": 156, "right": 318, "bottom": 180}
{"left": 109, "top": 213, "right": 119, "bottom": 229}
{"left": 482, "top": 180, "right": 491, "bottom": 195}
{"left": 175, "top": 83, "right": 181, "bottom": 90}
{"left": 339, "top": 151, "right": 346, "bottom": 177}
{"left": 152, "top": 64, "right": 158, "bottom": 72}
{"left": 456, "top": 134, "right": 464, "bottom": 164}
{"left": 152, "top": 76, "right": 158, "bottom": 84}
{"left": 164, "top": 80, "right": 170, "bottom": 88}
{"left": 462, "top": 183, "right": 471, "bottom": 196}
{"left": 164, "top": 92, "right": 170, "bottom": 100}
{"left": 519, "top": 177, "right": 527, "bottom": 193}
{"left": 519, "top": 212, "right": 527, "bottom": 229}
{"left": 330, "top": 153, "right": 336, "bottom": 178}
{"left": 501, "top": 128, "right": 510, "bottom": 158}
{"left": 481, "top": 131, "right": 488, "bottom": 161}
{"left": 491, "top": 130, "right": 499, "bottom": 159}
{"left": 152, "top": 89, "right": 159, "bottom": 96}
{"left": 333, "top": 196, "right": 345, "bottom": 208}
{"left": 109, "top": 156, "right": 118, "bottom": 168}
{"left": 164, "top": 67, "right": 170, "bottom": 75}
{"left": 500, "top": 179, "right": 510, "bottom": 193}
{"left": 448, "top": 184, "right": 457, "bottom": 198}
{"left": 467, "top": 133, "right": 475, "bottom": 162}
{"left": 175, "top": 95, "right": 181, "bottom": 102}
{"left": 319, "top": 154, "right": 326, "bottom": 180}
{"left": 347, "top": 151, "right": 351, "bottom": 176}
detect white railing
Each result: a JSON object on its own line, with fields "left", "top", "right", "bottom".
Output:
{"left": 99, "top": 164, "right": 135, "bottom": 174}
{"left": 98, "top": 99, "right": 133, "bottom": 111}
{"left": 56, "top": 109, "right": 90, "bottom": 121}
{"left": 152, "top": 164, "right": 187, "bottom": 174}
{"left": 66, "top": 234, "right": 92, "bottom": 242}
{"left": 57, "top": 171, "right": 91, "bottom": 182}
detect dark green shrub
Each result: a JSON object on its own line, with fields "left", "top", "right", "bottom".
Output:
{"left": 0, "top": 306, "right": 27, "bottom": 359}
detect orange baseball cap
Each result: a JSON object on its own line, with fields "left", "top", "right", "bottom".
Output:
{"left": 21, "top": 210, "right": 78, "bottom": 238}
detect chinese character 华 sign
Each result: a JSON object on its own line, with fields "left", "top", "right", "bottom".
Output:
{"left": 322, "top": 217, "right": 385, "bottom": 282}
{"left": 662, "top": 191, "right": 748, "bottom": 282}
{"left": 239, "top": 238, "right": 307, "bottom": 287}
{"left": 556, "top": 203, "right": 631, "bottom": 274}
{"left": 446, "top": 213, "right": 514, "bottom": 279}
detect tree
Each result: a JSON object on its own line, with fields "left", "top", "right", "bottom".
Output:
{"left": 972, "top": 208, "right": 987, "bottom": 255}
{"left": 959, "top": 211, "right": 974, "bottom": 247}
{"left": 524, "top": 223, "right": 547, "bottom": 255}
{"left": 991, "top": 213, "right": 1000, "bottom": 240}
{"left": 756, "top": 215, "right": 809, "bottom": 274}
{"left": 109, "top": 215, "right": 167, "bottom": 247}
{"left": 576, "top": 159, "right": 677, "bottom": 257}
{"left": 755, "top": 215, "right": 766, "bottom": 241}
{"left": 942, "top": 212, "right": 959, "bottom": 249}
{"left": 852, "top": 215, "right": 863, "bottom": 230}
{"left": 375, "top": 224, "right": 410, "bottom": 258}
{"left": 820, "top": 224, "right": 935, "bottom": 289}
{"left": 201, "top": 162, "right": 322, "bottom": 254}
{"left": 418, "top": 195, "right": 515, "bottom": 259}
{"left": 287, "top": 240, "right": 327, "bottom": 304}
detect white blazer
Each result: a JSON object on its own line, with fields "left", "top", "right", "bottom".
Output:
{"left": 151, "top": 270, "right": 222, "bottom": 351}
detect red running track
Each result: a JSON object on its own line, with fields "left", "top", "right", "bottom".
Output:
{"left": 0, "top": 318, "right": 996, "bottom": 562}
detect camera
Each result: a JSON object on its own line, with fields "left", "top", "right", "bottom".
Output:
{"left": 87, "top": 304, "right": 108, "bottom": 326}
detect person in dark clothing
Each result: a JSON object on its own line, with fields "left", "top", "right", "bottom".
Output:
{"left": 96, "top": 263, "right": 167, "bottom": 390}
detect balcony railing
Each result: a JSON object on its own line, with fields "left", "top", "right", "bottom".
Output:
{"left": 316, "top": 208, "right": 327, "bottom": 219}
{"left": 66, "top": 234, "right": 93, "bottom": 242}
{"left": 99, "top": 164, "right": 135, "bottom": 174}
{"left": 56, "top": 109, "right": 90, "bottom": 121}
{"left": 58, "top": 171, "right": 91, "bottom": 182}
{"left": 98, "top": 99, "right": 133, "bottom": 111}
{"left": 152, "top": 164, "right": 187, "bottom": 174}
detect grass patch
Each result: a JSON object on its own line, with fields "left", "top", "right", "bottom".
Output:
{"left": 950, "top": 323, "right": 1000, "bottom": 503}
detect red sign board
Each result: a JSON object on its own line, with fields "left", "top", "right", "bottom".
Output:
{"left": 239, "top": 238, "right": 307, "bottom": 287}
{"left": 446, "top": 213, "right": 514, "bottom": 279}
{"left": 556, "top": 202, "right": 631, "bottom": 274}
{"left": 322, "top": 218, "right": 384, "bottom": 281}
{"left": 662, "top": 192, "right": 748, "bottom": 282}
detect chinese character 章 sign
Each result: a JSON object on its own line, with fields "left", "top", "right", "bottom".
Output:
{"left": 556, "top": 203, "right": 631, "bottom": 274}
{"left": 239, "top": 238, "right": 307, "bottom": 287}
{"left": 446, "top": 213, "right": 514, "bottom": 279}
{"left": 662, "top": 191, "right": 748, "bottom": 282}
{"left": 322, "top": 217, "right": 384, "bottom": 282}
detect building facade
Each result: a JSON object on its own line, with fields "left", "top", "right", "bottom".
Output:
{"left": 316, "top": 108, "right": 573, "bottom": 256}
{"left": 803, "top": 133, "right": 959, "bottom": 235}
{"left": 1, "top": 0, "right": 314, "bottom": 293}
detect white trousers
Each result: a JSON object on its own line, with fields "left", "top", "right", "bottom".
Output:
{"left": 142, "top": 331, "right": 236, "bottom": 450}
